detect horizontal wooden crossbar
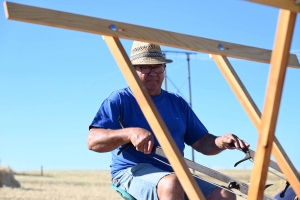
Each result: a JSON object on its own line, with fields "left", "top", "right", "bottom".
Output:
{"left": 4, "top": 1, "right": 300, "bottom": 68}
{"left": 248, "top": 0, "right": 300, "bottom": 13}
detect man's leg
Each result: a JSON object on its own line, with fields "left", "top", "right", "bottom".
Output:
{"left": 112, "top": 163, "right": 236, "bottom": 200}
{"left": 207, "top": 187, "right": 236, "bottom": 200}
{"left": 112, "top": 163, "right": 172, "bottom": 200}
{"left": 157, "top": 174, "right": 236, "bottom": 200}
{"left": 157, "top": 174, "right": 185, "bottom": 200}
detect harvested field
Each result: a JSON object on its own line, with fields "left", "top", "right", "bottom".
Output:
{"left": 0, "top": 169, "right": 284, "bottom": 199}
{"left": 1, "top": 170, "right": 120, "bottom": 200}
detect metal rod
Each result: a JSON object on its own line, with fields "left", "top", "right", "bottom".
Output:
{"left": 162, "top": 53, "right": 167, "bottom": 90}
{"left": 162, "top": 50, "right": 197, "bottom": 168}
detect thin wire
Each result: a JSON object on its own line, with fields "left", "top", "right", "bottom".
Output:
{"left": 166, "top": 76, "right": 186, "bottom": 99}
{"left": 176, "top": 78, "right": 188, "bottom": 94}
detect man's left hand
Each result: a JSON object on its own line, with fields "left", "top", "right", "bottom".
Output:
{"left": 216, "top": 134, "right": 250, "bottom": 150}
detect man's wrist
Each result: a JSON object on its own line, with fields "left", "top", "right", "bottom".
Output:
{"left": 215, "top": 136, "right": 226, "bottom": 150}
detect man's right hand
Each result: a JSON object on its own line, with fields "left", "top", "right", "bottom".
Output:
{"left": 129, "top": 128, "right": 154, "bottom": 154}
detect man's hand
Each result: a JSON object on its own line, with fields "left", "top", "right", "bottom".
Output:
{"left": 129, "top": 128, "right": 154, "bottom": 154}
{"left": 215, "top": 134, "right": 250, "bottom": 150}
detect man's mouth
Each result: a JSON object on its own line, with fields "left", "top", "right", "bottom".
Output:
{"left": 147, "top": 79, "right": 157, "bottom": 83}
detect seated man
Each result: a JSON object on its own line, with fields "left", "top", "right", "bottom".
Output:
{"left": 87, "top": 41, "right": 250, "bottom": 200}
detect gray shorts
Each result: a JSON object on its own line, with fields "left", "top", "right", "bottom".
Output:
{"left": 112, "top": 163, "right": 217, "bottom": 200}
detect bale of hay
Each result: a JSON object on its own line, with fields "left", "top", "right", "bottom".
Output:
{"left": 0, "top": 166, "right": 21, "bottom": 188}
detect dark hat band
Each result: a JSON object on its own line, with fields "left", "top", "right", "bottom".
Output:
{"left": 130, "top": 52, "right": 165, "bottom": 61}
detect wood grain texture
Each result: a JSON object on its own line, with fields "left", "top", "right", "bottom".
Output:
{"left": 3, "top": 1, "right": 300, "bottom": 68}
{"left": 211, "top": 54, "right": 300, "bottom": 199}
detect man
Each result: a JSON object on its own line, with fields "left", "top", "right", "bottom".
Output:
{"left": 87, "top": 41, "right": 250, "bottom": 200}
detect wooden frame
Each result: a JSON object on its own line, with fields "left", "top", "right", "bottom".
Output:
{"left": 3, "top": 2, "right": 299, "bottom": 69}
{"left": 248, "top": 9, "right": 298, "bottom": 199}
{"left": 248, "top": 0, "right": 300, "bottom": 13}
{"left": 4, "top": 1, "right": 300, "bottom": 199}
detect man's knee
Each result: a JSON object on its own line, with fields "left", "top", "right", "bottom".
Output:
{"left": 157, "top": 174, "right": 183, "bottom": 192}
{"left": 157, "top": 174, "right": 184, "bottom": 199}
{"left": 207, "top": 187, "right": 236, "bottom": 200}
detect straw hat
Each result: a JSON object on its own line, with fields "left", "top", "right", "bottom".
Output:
{"left": 130, "top": 41, "right": 173, "bottom": 65}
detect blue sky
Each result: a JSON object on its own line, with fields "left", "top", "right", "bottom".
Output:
{"left": 0, "top": 0, "right": 299, "bottom": 172}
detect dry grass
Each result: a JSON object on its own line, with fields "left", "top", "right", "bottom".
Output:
{"left": 0, "top": 169, "right": 284, "bottom": 199}
{"left": 0, "top": 170, "right": 121, "bottom": 200}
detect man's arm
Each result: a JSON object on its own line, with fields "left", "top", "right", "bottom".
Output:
{"left": 191, "top": 133, "right": 250, "bottom": 155}
{"left": 87, "top": 127, "right": 154, "bottom": 154}
{"left": 87, "top": 128, "right": 131, "bottom": 152}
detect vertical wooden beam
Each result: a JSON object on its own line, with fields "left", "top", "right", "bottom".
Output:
{"left": 211, "top": 54, "right": 300, "bottom": 198}
{"left": 103, "top": 36, "right": 205, "bottom": 200}
{"left": 248, "top": 9, "right": 297, "bottom": 200}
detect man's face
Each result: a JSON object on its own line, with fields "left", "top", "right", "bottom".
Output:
{"left": 135, "top": 64, "right": 165, "bottom": 96}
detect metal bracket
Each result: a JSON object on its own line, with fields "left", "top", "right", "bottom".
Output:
{"left": 228, "top": 181, "right": 240, "bottom": 190}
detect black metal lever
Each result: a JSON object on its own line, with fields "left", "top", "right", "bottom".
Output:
{"left": 117, "top": 116, "right": 134, "bottom": 155}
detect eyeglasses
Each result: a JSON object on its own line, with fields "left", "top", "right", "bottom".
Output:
{"left": 134, "top": 64, "right": 166, "bottom": 74}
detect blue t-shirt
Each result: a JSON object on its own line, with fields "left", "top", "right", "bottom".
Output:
{"left": 90, "top": 87, "right": 208, "bottom": 177}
